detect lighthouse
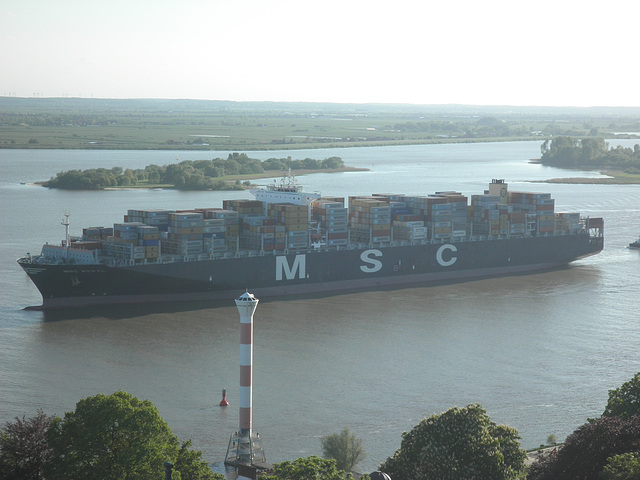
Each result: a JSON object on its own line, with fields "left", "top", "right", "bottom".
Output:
{"left": 224, "top": 292, "right": 266, "bottom": 469}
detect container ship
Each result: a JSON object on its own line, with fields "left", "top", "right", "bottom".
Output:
{"left": 18, "top": 178, "right": 604, "bottom": 309}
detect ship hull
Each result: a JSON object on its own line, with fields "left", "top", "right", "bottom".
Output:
{"left": 19, "top": 233, "right": 603, "bottom": 309}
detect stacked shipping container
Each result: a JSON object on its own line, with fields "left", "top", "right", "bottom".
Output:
{"left": 312, "top": 199, "right": 348, "bottom": 246}
{"left": 508, "top": 191, "right": 555, "bottom": 235}
{"left": 163, "top": 212, "right": 204, "bottom": 256}
{"left": 202, "top": 208, "right": 240, "bottom": 249}
{"left": 375, "top": 194, "right": 428, "bottom": 242}
{"left": 348, "top": 197, "right": 392, "bottom": 243}
{"left": 101, "top": 222, "right": 159, "bottom": 260}
{"left": 268, "top": 204, "right": 309, "bottom": 249}
{"left": 77, "top": 180, "right": 581, "bottom": 263}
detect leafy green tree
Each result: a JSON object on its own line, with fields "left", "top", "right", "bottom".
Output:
{"left": 262, "top": 158, "right": 288, "bottom": 171}
{"left": 321, "top": 156, "right": 344, "bottom": 169}
{"left": 203, "top": 164, "right": 221, "bottom": 178}
{"left": 218, "top": 159, "right": 239, "bottom": 176}
{"left": 44, "top": 391, "right": 218, "bottom": 480}
{"left": 145, "top": 164, "right": 162, "bottom": 183}
{"left": 601, "top": 452, "right": 640, "bottom": 480}
{"left": 259, "top": 456, "right": 355, "bottom": 480}
{"left": 175, "top": 440, "right": 221, "bottom": 480}
{"left": 604, "top": 372, "right": 640, "bottom": 419}
{"left": 124, "top": 168, "right": 136, "bottom": 185}
{"left": 379, "top": 404, "right": 526, "bottom": 480}
{"left": 321, "top": 427, "right": 365, "bottom": 472}
{"left": 301, "top": 158, "right": 320, "bottom": 169}
{"left": 118, "top": 175, "right": 132, "bottom": 186}
{"left": 0, "top": 409, "right": 53, "bottom": 480}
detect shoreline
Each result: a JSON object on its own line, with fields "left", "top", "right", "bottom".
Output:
{"left": 541, "top": 170, "right": 640, "bottom": 185}
{"left": 0, "top": 137, "right": 541, "bottom": 152}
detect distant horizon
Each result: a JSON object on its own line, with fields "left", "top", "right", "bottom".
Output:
{"left": 3, "top": 95, "right": 640, "bottom": 111}
{"left": 3, "top": 88, "right": 640, "bottom": 111}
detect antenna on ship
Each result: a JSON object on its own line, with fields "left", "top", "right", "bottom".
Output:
{"left": 225, "top": 291, "right": 267, "bottom": 475}
{"left": 62, "top": 212, "right": 70, "bottom": 259}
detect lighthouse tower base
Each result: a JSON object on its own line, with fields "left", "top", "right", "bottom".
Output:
{"left": 224, "top": 431, "right": 267, "bottom": 467}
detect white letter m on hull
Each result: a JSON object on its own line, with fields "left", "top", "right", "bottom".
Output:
{"left": 276, "top": 255, "right": 306, "bottom": 281}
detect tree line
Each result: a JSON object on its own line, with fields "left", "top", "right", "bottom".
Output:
{"left": 2, "top": 372, "right": 640, "bottom": 479}
{"left": 540, "top": 137, "right": 640, "bottom": 173}
{"left": 42, "top": 153, "right": 345, "bottom": 190}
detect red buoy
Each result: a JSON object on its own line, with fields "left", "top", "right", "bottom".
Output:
{"left": 219, "top": 388, "right": 229, "bottom": 406}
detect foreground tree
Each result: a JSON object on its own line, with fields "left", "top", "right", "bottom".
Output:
{"left": 259, "top": 456, "right": 356, "bottom": 480}
{"left": 601, "top": 452, "right": 640, "bottom": 480}
{"left": 604, "top": 372, "right": 640, "bottom": 419}
{"left": 0, "top": 409, "right": 53, "bottom": 480}
{"left": 528, "top": 415, "right": 640, "bottom": 480}
{"left": 379, "top": 404, "right": 526, "bottom": 480}
{"left": 175, "top": 440, "right": 220, "bottom": 480}
{"left": 321, "top": 427, "right": 365, "bottom": 472}
{"left": 44, "top": 390, "right": 219, "bottom": 480}
{"left": 530, "top": 373, "right": 640, "bottom": 479}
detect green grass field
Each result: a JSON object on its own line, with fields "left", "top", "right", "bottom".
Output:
{"left": 1, "top": 114, "right": 524, "bottom": 150}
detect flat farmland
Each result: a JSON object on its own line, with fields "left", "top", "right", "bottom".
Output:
{"left": 1, "top": 97, "right": 638, "bottom": 150}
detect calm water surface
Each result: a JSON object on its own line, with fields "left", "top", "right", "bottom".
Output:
{"left": 1, "top": 141, "right": 639, "bottom": 472}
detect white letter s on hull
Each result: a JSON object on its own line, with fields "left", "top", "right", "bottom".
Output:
{"left": 360, "top": 249, "right": 383, "bottom": 273}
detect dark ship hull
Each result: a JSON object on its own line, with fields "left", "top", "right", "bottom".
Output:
{"left": 19, "top": 232, "right": 603, "bottom": 309}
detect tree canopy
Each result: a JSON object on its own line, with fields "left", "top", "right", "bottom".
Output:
{"left": 0, "top": 409, "right": 53, "bottom": 480}
{"left": 529, "top": 372, "right": 640, "bottom": 480}
{"left": 321, "top": 427, "right": 365, "bottom": 472}
{"left": 601, "top": 451, "right": 640, "bottom": 480}
{"left": 258, "top": 456, "right": 356, "bottom": 480}
{"left": 43, "top": 391, "right": 219, "bottom": 480}
{"left": 604, "top": 372, "right": 640, "bottom": 419}
{"left": 527, "top": 415, "right": 640, "bottom": 480}
{"left": 379, "top": 404, "right": 526, "bottom": 480}
{"left": 43, "top": 154, "right": 345, "bottom": 190}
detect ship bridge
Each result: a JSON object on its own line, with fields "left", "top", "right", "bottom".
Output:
{"left": 250, "top": 171, "right": 320, "bottom": 207}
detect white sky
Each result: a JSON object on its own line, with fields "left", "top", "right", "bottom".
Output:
{"left": 1, "top": 0, "right": 638, "bottom": 107}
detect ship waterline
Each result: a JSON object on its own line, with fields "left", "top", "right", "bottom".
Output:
{"left": 19, "top": 221, "right": 603, "bottom": 309}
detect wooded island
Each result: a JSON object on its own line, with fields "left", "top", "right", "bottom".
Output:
{"left": 42, "top": 153, "right": 350, "bottom": 190}
{"left": 540, "top": 137, "right": 640, "bottom": 173}
{"left": 539, "top": 137, "right": 640, "bottom": 183}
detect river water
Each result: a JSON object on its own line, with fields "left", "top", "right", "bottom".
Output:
{"left": 1, "top": 141, "right": 639, "bottom": 473}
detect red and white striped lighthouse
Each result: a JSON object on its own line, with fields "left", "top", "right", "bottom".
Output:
{"left": 225, "top": 291, "right": 266, "bottom": 469}
{"left": 236, "top": 291, "right": 258, "bottom": 440}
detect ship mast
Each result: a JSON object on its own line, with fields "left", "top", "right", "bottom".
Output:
{"left": 62, "top": 213, "right": 70, "bottom": 259}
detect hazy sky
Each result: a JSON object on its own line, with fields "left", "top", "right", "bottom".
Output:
{"left": 1, "top": 0, "right": 638, "bottom": 107}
